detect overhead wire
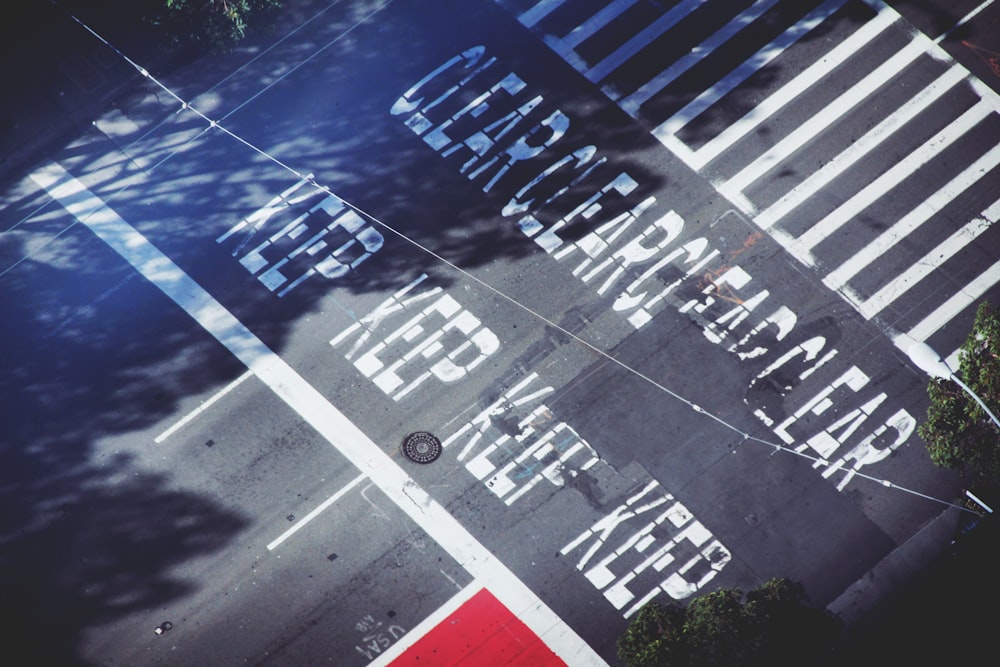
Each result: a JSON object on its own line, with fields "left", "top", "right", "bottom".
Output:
{"left": 38, "top": 0, "right": 978, "bottom": 515}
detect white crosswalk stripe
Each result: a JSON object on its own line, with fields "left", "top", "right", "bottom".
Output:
{"left": 498, "top": 0, "right": 1000, "bottom": 356}
{"left": 896, "top": 257, "right": 1000, "bottom": 346}
{"left": 853, "top": 197, "right": 1000, "bottom": 319}
{"left": 720, "top": 35, "right": 931, "bottom": 197}
{"left": 822, "top": 142, "right": 1000, "bottom": 291}
{"left": 584, "top": 0, "right": 709, "bottom": 84}
{"left": 617, "top": 0, "right": 782, "bottom": 113}
{"left": 651, "top": 0, "right": 847, "bottom": 140}
{"left": 757, "top": 65, "right": 967, "bottom": 230}
{"left": 683, "top": 6, "right": 900, "bottom": 170}
{"left": 782, "top": 99, "right": 994, "bottom": 262}
{"left": 519, "top": 0, "right": 571, "bottom": 28}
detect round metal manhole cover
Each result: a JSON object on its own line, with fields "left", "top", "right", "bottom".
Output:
{"left": 401, "top": 431, "right": 442, "bottom": 464}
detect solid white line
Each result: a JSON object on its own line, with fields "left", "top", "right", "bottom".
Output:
{"left": 725, "top": 35, "right": 928, "bottom": 195}
{"left": 544, "top": 0, "right": 641, "bottom": 73}
{"left": 653, "top": 0, "right": 846, "bottom": 139}
{"left": 755, "top": 65, "right": 966, "bottom": 230}
{"left": 518, "top": 0, "right": 569, "bottom": 27}
{"left": 154, "top": 370, "right": 253, "bottom": 443}
{"left": 585, "top": 0, "right": 708, "bottom": 84}
{"left": 898, "top": 257, "right": 1000, "bottom": 344}
{"left": 30, "top": 161, "right": 607, "bottom": 666}
{"left": 267, "top": 473, "right": 367, "bottom": 551}
{"left": 823, "top": 142, "right": 1000, "bottom": 290}
{"left": 619, "top": 0, "right": 781, "bottom": 114}
{"left": 789, "top": 99, "right": 993, "bottom": 260}
{"left": 560, "top": 0, "right": 640, "bottom": 49}
{"left": 367, "top": 583, "right": 482, "bottom": 667}
{"left": 653, "top": 130, "right": 700, "bottom": 170}
{"left": 855, "top": 197, "right": 1000, "bottom": 319}
{"left": 929, "top": 0, "right": 998, "bottom": 42}
{"left": 690, "top": 8, "right": 898, "bottom": 170}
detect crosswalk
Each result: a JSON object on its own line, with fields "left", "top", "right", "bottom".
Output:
{"left": 496, "top": 0, "right": 1000, "bottom": 367}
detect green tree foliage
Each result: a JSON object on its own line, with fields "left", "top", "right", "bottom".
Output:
{"left": 150, "top": 0, "right": 282, "bottom": 51}
{"left": 616, "top": 600, "right": 686, "bottom": 667}
{"left": 617, "top": 579, "right": 841, "bottom": 667}
{"left": 918, "top": 302, "right": 1000, "bottom": 484}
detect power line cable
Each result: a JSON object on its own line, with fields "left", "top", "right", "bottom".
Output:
{"left": 42, "top": 0, "right": 977, "bottom": 515}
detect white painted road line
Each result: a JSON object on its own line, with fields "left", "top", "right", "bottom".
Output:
{"left": 895, "top": 257, "right": 1000, "bottom": 346}
{"left": 723, "top": 35, "right": 929, "bottom": 197}
{"left": 267, "top": 472, "right": 367, "bottom": 551}
{"left": 757, "top": 65, "right": 967, "bottom": 231}
{"left": 31, "top": 161, "right": 607, "bottom": 666}
{"left": 854, "top": 197, "right": 1000, "bottom": 319}
{"left": 584, "top": 0, "right": 707, "bottom": 84}
{"left": 691, "top": 7, "right": 898, "bottom": 171}
{"left": 652, "top": 0, "right": 846, "bottom": 140}
{"left": 556, "top": 0, "right": 640, "bottom": 51}
{"left": 518, "top": 0, "right": 570, "bottom": 28}
{"left": 619, "top": 0, "right": 781, "bottom": 115}
{"left": 788, "top": 99, "right": 993, "bottom": 262}
{"left": 154, "top": 369, "right": 253, "bottom": 443}
{"left": 367, "top": 582, "right": 481, "bottom": 667}
{"left": 823, "top": 141, "right": 1000, "bottom": 291}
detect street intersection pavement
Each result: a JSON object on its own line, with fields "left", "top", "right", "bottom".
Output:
{"left": 2, "top": 0, "right": 999, "bottom": 665}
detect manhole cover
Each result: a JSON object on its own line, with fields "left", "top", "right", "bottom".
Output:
{"left": 401, "top": 432, "right": 442, "bottom": 463}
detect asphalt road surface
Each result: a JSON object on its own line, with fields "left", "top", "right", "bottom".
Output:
{"left": 2, "top": 0, "right": 999, "bottom": 665}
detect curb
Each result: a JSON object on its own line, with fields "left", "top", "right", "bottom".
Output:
{"left": 826, "top": 503, "right": 961, "bottom": 630}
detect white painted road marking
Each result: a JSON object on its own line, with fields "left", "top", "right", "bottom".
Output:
{"left": 584, "top": 0, "right": 708, "bottom": 85}
{"left": 30, "top": 161, "right": 607, "bottom": 666}
{"left": 721, "top": 35, "right": 929, "bottom": 198}
{"left": 897, "top": 257, "right": 1000, "bottom": 346}
{"left": 787, "top": 100, "right": 994, "bottom": 264}
{"left": 154, "top": 369, "right": 253, "bottom": 443}
{"left": 681, "top": 6, "right": 899, "bottom": 170}
{"left": 822, "top": 141, "right": 1000, "bottom": 291}
{"left": 367, "top": 582, "right": 481, "bottom": 667}
{"left": 652, "top": 0, "right": 847, "bottom": 140}
{"left": 619, "top": 0, "right": 782, "bottom": 114}
{"left": 267, "top": 472, "right": 367, "bottom": 551}
{"left": 757, "top": 65, "right": 967, "bottom": 232}
{"left": 395, "top": 43, "right": 924, "bottom": 492}
{"left": 854, "top": 197, "right": 1000, "bottom": 319}
{"left": 502, "top": 0, "right": 1000, "bottom": 380}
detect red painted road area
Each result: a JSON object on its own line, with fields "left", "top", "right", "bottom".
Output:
{"left": 392, "top": 589, "right": 567, "bottom": 666}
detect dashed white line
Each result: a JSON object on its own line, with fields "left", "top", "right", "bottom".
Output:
{"left": 267, "top": 472, "right": 367, "bottom": 551}
{"left": 154, "top": 370, "right": 253, "bottom": 443}
{"left": 30, "top": 161, "right": 607, "bottom": 666}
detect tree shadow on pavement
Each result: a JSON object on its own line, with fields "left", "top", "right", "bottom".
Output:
{"left": 0, "top": 1, "right": 670, "bottom": 662}
{"left": 0, "top": 227, "right": 250, "bottom": 663}
{"left": 5, "top": 0, "right": 982, "bottom": 662}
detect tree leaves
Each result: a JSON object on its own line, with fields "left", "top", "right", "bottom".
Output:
{"left": 617, "top": 578, "right": 841, "bottom": 667}
{"left": 918, "top": 302, "right": 1000, "bottom": 484}
{"left": 151, "top": 0, "right": 282, "bottom": 51}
